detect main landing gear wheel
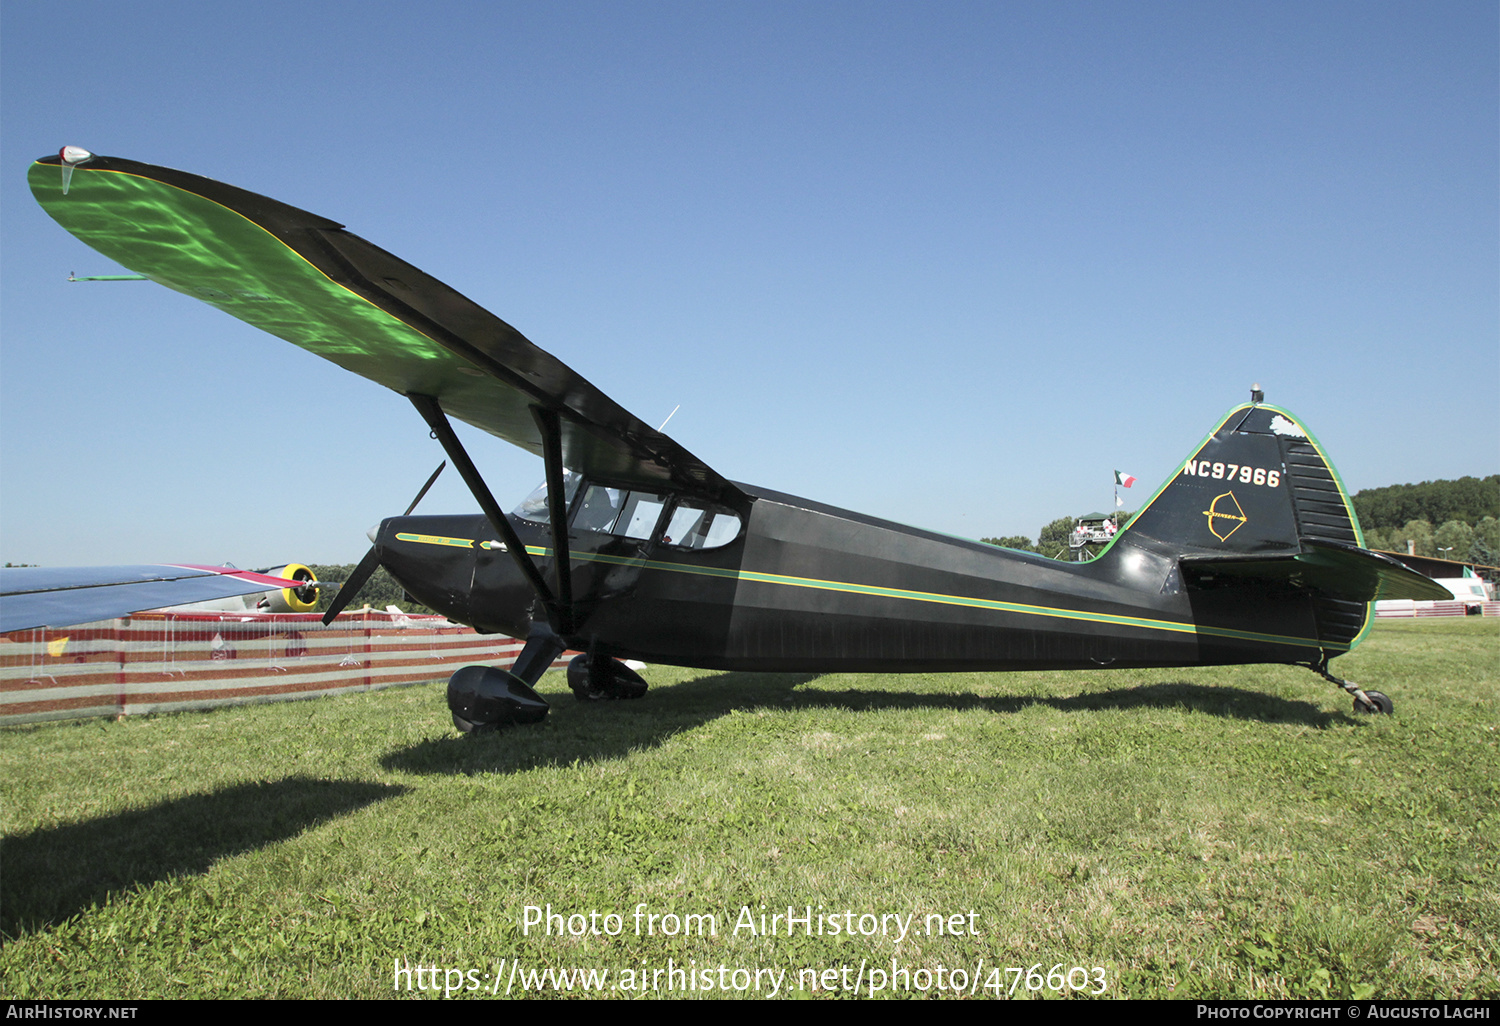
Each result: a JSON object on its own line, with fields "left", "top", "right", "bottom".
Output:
{"left": 567, "top": 654, "right": 648, "bottom": 701}
{"left": 447, "top": 665, "right": 550, "bottom": 732}
{"left": 1352, "top": 690, "right": 1394, "bottom": 715}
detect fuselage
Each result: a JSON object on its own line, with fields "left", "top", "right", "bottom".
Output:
{"left": 375, "top": 481, "right": 1327, "bottom": 674}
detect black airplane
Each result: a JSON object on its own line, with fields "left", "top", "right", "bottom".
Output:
{"left": 23, "top": 148, "right": 1449, "bottom": 731}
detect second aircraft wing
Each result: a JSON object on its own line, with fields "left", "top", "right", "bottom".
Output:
{"left": 1, "top": 564, "right": 313, "bottom": 633}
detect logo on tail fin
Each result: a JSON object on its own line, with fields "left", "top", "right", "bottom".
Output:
{"left": 1203, "top": 492, "right": 1248, "bottom": 542}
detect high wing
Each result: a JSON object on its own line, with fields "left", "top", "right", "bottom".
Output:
{"left": 0, "top": 564, "right": 312, "bottom": 634}
{"left": 28, "top": 151, "right": 743, "bottom": 507}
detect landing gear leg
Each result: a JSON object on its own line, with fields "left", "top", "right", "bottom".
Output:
{"left": 1309, "top": 653, "right": 1394, "bottom": 716}
{"left": 509, "top": 623, "right": 567, "bottom": 687}
{"left": 567, "top": 650, "right": 648, "bottom": 701}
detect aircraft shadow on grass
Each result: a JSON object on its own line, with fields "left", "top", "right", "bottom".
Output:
{"left": 380, "top": 671, "right": 1345, "bottom": 777}
{"left": 1, "top": 777, "right": 407, "bottom": 937}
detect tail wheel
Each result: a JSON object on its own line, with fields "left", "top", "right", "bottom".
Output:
{"left": 1353, "top": 690, "right": 1393, "bottom": 715}
{"left": 1310, "top": 658, "right": 1394, "bottom": 718}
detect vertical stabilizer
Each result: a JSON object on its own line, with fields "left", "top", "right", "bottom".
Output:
{"left": 1118, "top": 402, "right": 1371, "bottom": 653}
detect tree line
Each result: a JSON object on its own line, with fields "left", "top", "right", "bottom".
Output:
{"left": 1351, "top": 475, "right": 1498, "bottom": 532}
{"left": 1350, "top": 475, "right": 1499, "bottom": 565}
{"left": 304, "top": 564, "right": 436, "bottom": 615}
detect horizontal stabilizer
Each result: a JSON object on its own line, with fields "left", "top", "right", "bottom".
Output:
{"left": 1180, "top": 542, "right": 1454, "bottom": 603}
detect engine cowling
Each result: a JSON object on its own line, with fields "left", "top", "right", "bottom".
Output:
{"left": 258, "top": 564, "right": 319, "bottom": 613}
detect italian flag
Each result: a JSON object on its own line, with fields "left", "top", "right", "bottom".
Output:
{"left": 1114, "top": 470, "right": 1137, "bottom": 488}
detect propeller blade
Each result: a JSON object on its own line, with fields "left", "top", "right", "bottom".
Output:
{"left": 321, "top": 545, "right": 381, "bottom": 625}
{"left": 405, "top": 461, "right": 446, "bottom": 515}
{"left": 321, "top": 462, "right": 445, "bottom": 625}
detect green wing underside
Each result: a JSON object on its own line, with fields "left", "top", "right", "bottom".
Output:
{"left": 29, "top": 154, "right": 741, "bottom": 504}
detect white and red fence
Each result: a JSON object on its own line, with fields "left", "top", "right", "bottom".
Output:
{"left": 0, "top": 610, "right": 570, "bottom": 725}
{"left": 1374, "top": 600, "right": 1500, "bottom": 619}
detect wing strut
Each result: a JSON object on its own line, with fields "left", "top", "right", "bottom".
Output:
{"left": 531, "top": 406, "right": 575, "bottom": 632}
{"left": 406, "top": 393, "right": 564, "bottom": 628}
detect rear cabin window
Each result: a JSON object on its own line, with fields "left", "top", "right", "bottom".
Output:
{"left": 661, "top": 500, "right": 741, "bottom": 549}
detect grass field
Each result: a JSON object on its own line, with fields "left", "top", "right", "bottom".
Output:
{"left": 2, "top": 618, "right": 1495, "bottom": 999}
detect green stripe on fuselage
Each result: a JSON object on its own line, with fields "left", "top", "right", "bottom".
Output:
{"left": 394, "top": 532, "right": 478, "bottom": 549}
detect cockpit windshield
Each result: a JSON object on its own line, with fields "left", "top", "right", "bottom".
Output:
{"left": 510, "top": 472, "right": 583, "bottom": 525}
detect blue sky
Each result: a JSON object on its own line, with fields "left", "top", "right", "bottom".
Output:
{"left": 2, "top": 2, "right": 1495, "bottom": 568}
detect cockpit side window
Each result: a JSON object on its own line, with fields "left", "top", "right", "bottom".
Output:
{"left": 574, "top": 484, "right": 625, "bottom": 532}
{"left": 616, "top": 492, "right": 668, "bottom": 540}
